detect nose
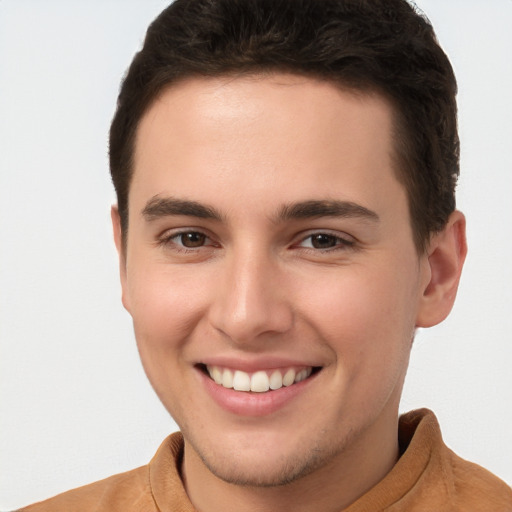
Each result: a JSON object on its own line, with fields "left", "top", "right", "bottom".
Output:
{"left": 208, "top": 248, "right": 294, "bottom": 345}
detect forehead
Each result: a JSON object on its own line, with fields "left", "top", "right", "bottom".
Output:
{"left": 131, "top": 73, "right": 405, "bottom": 220}
{"left": 135, "top": 74, "right": 392, "bottom": 154}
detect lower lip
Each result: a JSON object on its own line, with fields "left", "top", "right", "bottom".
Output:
{"left": 198, "top": 368, "right": 318, "bottom": 417}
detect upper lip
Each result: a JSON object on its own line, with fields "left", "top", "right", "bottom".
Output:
{"left": 197, "top": 356, "right": 323, "bottom": 373}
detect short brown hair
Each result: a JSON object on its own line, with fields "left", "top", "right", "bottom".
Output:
{"left": 109, "top": 0, "right": 458, "bottom": 252}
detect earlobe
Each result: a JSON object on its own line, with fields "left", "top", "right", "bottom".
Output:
{"left": 416, "top": 210, "right": 467, "bottom": 328}
{"left": 111, "top": 206, "right": 131, "bottom": 313}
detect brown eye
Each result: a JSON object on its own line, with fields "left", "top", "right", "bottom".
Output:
{"left": 297, "top": 232, "right": 354, "bottom": 251}
{"left": 180, "top": 232, "right": 206, "bottom": 248}
{"left": 310, "top": 234, "right": 338, "bottom": 249}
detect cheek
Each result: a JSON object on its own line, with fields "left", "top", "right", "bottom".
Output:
{"left": 127, "top": 266, "right": 209, "bottom": 355}
{"left": 300, "top": 263, "right": 418, "bottom": 374}
{"left": 126, "top": 267, "right": 211, "bottom": 414}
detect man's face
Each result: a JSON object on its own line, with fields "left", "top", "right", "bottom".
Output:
{"left": 118, "top": 74, "right": 433, "bottom": 486}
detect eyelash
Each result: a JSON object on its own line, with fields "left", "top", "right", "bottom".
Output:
{"left": 157, "top": 230, "right": 356, "bottom": 254}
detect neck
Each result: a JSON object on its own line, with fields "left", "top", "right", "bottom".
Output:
{"left": 182, "top": 409, "right": 400, "bottom": 512}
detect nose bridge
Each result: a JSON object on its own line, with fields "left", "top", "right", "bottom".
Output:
{"left": 209, "top": 242, "right": 292, "bottom": 344}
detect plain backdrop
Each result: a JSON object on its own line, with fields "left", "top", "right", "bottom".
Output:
{"left": 0, "top": 1, "right": 511, "bottom": 509}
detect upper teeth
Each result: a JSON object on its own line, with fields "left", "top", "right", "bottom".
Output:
{"left": 206, "top": 366, "right": 312, "bottom": 392}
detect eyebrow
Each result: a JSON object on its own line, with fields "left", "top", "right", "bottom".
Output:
{"left": 142, "top": 196, "right": 223, "bottom": 221}
{"left": 142, "top": 196, "right": 379, "bottom": 223}
{"left": 277, "top": 200, "right": 379, "bottom": 223}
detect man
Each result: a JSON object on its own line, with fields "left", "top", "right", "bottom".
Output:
{"left": 21, "top": 0, "right": 512, "bottom": 510}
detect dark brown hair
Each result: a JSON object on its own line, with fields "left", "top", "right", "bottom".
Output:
{"left": 109, "top": 0, "right": 459, "bottom": 252}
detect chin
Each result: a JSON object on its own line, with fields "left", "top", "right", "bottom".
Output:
{"left": 202, "top": 451, "right": 326, "bottom": 488}
{"left": 189, "top": 429, "right": 341, "bottom": 488}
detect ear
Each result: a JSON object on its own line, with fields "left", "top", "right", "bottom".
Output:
{"left": 111, "top": 205, "right": 131, "bottom": 313}
{"left": 416, "top": 210, "right": 467, "bottom": 328}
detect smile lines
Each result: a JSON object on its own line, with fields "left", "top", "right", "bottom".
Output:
{"left": 206, "top": 366, "right": 313, "bottom": 393}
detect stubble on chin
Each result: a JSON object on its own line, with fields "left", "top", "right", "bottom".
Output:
{"left": 183, "top": 427, "right": 355, "bottom": 489}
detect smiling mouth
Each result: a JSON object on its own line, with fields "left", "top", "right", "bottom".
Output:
{"left": 200, "top": 365, "right": 320, "bottom": 393}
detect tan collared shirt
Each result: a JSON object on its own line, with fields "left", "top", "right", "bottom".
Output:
{"left": 20, "top": 409, "right": 512, "bottom": 511}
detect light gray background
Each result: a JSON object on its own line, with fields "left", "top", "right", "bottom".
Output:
{"left": 0, "top": 1, "right": 511, "bottom": 509}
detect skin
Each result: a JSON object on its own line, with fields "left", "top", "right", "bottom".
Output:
{"left": 112, "top": 74, "right": 466, "bottom": 512}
